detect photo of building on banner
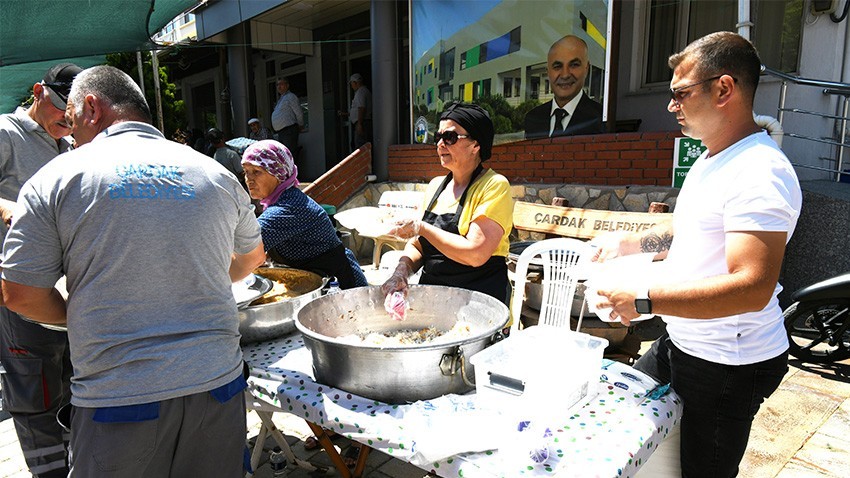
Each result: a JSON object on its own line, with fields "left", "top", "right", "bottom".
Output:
{"left": 411, "top": 0, "right": 611, "bottom": 145}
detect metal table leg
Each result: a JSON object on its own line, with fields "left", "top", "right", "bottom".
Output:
{"left": 245, "top": 391, "right": 329, "bottom": 476}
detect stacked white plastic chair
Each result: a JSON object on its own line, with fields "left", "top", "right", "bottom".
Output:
{"left": 510, "top": 238, "right": 592, "bottom": 335}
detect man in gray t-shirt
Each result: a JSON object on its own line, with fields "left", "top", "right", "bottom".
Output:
{"left": 2, "top": 66, "right": 265, "bottom": 476}
{"left": 0, "top": 62, "right": 80, "bottom": 478}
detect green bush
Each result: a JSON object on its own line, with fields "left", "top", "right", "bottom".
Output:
{"left": 106, "top": 52, "right": 185, "bottom": 139}
{"left": 512, "top": 99, "right": 541, "bottom": 129}
{"left": 492, "top": 115, "right": 513, "bottom": 134}
{"left": 415, "top": 94, "right": 541, "bottom": 134}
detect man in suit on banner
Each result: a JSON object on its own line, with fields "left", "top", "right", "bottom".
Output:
{"left": 525, "top": 35, "right": 605, "bottom": 139}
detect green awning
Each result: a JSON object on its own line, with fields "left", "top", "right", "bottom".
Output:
{"left": 0, "top": 0, "right": 195, "bottom": 113}
{"left": 0, "top": 57, "right": 107, "bottom": 113}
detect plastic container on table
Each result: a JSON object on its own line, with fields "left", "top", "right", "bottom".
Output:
{"left": 469, "top": 325, "right": 608, "bottom": 420}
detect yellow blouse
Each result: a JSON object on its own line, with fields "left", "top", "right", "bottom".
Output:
{"left": 421, "top": 168, "right": 513, "bottom": 257}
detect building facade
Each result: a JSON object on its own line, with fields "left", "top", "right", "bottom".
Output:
{"left": 173, "top": 0, "right": 848, "bottom": 184}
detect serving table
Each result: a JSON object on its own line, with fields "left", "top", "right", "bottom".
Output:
{"left": 243, "top": 333, "right": 681, "bottom": 478}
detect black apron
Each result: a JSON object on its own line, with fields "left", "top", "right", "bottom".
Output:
{"left": 418, "top": 164, "right": 509, "bottom": 304}
{"left": 268, "top": 243, "right": 358, "bottom": 289}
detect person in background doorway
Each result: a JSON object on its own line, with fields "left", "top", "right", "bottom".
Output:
{"left": 247, "top": 117, "right": 272, "bottom": 141}
{"left": 524, "top": 35, "right": 604, "bottom": 139}
{"left": 340, "top": 73, "right": 372, "bottom": 151}
{"left": 2, "top": 64, "right": 265, "bottom": 477}
{"left": 192, "top": 127, "right": 214, "bottom": 157}
{"left": 270, "top": 77, "right": 303, "bottom": 154}
{"left": 590, "top": 32, "right": 802, "bottom": 478}
{"left": 0, "top": 62, "right": 81, "bottom": 478}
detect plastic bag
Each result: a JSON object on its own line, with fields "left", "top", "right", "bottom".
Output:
{"left": 384, "top": 291, "right": 408, "bottom": 321}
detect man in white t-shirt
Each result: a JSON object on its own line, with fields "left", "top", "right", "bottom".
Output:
{"left": 591, "top": 32, "right": 801, "bottom": 478}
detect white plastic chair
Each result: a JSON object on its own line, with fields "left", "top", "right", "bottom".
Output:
{"left": 365, "top": 190, "right": 424, "bottom": 268}
{"left": 364, "top": 249, "right": 422, "bottom": 286}
{"left": 510, "top": 238, "right": 592, "bottom": 335}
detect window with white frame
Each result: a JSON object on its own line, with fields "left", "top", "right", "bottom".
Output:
{"left": 639, "top": 0, "right": 802, "bottom": 87}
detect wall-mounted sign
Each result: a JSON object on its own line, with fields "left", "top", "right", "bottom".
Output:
{"left": 672, "top": 137, "right": 706, "bottom": 188}
{"left": 414, "top": 116, "right": 429, "bottom": 144}
{"left": 513, "top": 202, "right": 672, "bottom": 240}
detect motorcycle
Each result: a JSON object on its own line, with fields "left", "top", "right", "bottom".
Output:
{"left": 783, "top": 272, "right": 850, "bottom": 363}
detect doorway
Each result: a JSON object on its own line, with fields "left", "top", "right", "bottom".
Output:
{"left": 192, "top": 82, "right": 217, "bottom": 132}
{"left": 337, "top": 25, "right": 372, "bottom": 162}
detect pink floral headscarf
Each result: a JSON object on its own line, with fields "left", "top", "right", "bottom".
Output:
{"left": 242, "top": 140, "right": 299, "bottom": 209}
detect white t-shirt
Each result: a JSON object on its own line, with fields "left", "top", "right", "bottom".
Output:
{"left": 349, "top": 86, "right": 372, "bottom": 124}
{"left": 661, "top": 131, "right": 802, "bottom": 365}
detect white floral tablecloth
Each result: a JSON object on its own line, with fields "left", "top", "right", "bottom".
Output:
{"left": 243, "top": 334, "right": 682, "bottom": 478}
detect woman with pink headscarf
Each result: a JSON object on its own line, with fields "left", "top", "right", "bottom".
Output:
{"left": 241, "top": 140, "right": 367, "bottom": 288}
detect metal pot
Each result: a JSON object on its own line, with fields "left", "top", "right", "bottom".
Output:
{"left": 508, "top": 241, "right": 544, "bottom": 273}
{"left": 238, "top": 267, "right": 326, "bottom": 344}
{"left": 524, "top": 281, "right": 588, "bottom": 315}
{"left": 296, "top": 285, "right": 509, "bottom": 404}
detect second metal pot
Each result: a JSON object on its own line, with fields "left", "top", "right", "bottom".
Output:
{"left": 238, "top": 267, "right": 326, "bottom": 344}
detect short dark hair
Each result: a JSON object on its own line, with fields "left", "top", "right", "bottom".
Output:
{"left": 669, "top": 31, "right": 761, "bottom": 104}
{"left": 206, "top": 128, "right": 224, "bottom": 143}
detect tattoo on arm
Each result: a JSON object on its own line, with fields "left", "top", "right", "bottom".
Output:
{"left": 640, "top": 232, "right": 673, "bottom": 253}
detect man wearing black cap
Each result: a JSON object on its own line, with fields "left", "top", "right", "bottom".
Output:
{"left": 0, "top": 62, "right": 80, "bottom": 477}
{"left": 3, "top": 65, "right": 264, "bottom": 477}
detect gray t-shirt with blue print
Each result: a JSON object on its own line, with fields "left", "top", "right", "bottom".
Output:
{"left": 1, "top": 122, "right": 261, "bottom": 408}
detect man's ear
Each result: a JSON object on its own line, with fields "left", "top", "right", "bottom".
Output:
{"left": 83, "top": 94, "right": 102, "bottom": 125}
{"left": 32, "top": 82, "right": 45, "bottom": 98}
{"left": 716, "top": 74, "right": 736, "bottom": 107}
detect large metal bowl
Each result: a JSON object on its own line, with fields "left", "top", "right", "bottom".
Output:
{"left": 296, "top": 285, "right": 509, "bottom": 404}
{"left": 238, "top": 267, "right": 325, "bottom": 344}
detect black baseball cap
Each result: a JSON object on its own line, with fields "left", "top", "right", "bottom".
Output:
{"left": 41, "top": 63, "right": 83, "bottom": 110}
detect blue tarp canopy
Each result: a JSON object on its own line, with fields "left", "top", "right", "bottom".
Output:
{"left": 0, "top": 0, "right": 196, "bottom": 113}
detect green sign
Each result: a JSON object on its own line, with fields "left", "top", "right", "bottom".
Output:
{"left": 672, "top": 137, "right": 706, "bottom": 186}
{"left": 673, "top": 167, "right": 690, "bottom": 188}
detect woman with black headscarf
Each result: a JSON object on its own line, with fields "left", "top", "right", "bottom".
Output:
{"left": 381, "top": 102, "right": 513, "bottom": 304}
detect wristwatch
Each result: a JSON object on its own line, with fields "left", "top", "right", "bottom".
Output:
{"left": 635, "top": 288, "right": 652, "bottom": 315}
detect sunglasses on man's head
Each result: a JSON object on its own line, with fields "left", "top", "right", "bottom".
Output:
{"left": 433, "top": 130, "right": 469, "bottom": 145}
{"left": 669, "top": 75, "right": 737, "bottom": 106}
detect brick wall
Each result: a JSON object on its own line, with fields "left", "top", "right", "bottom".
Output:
{"left": 305, "top": 132, "right": 682, "bottom": 206}
{"left": 387, "top": 131, "right": 681, "bottom": 185}
{"left": 302, "top": 143, "right": 372, "bottom": 207}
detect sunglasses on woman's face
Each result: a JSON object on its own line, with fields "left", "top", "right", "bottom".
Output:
{"left": 433, "top": 130, "right": 469, "bottom": 145}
